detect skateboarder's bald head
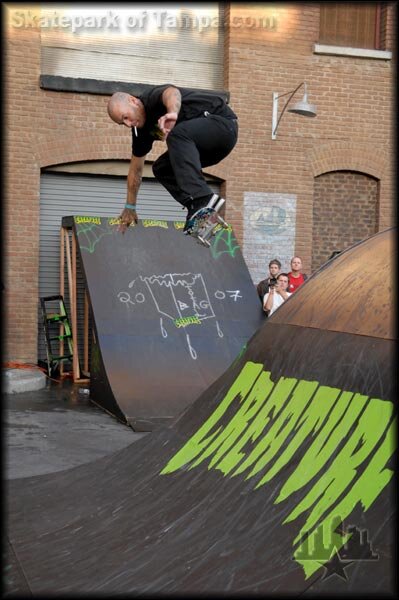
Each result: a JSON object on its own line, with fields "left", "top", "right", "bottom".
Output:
{"left": 107, "top": 92, "right": 133, "bottom": 123}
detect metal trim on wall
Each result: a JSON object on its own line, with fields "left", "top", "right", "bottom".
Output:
{"left": 39, "top": 76, "right": 230, "bottom": 101}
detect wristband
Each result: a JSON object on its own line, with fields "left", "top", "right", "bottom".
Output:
{"left": 125, "top": 203, "right": 136, "bottom": 210}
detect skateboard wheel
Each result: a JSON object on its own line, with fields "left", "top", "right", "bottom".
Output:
{"left": 214, "top": 198, "right": 225, "bottom": 212}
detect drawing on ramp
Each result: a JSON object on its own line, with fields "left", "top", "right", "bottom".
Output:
{"left": 63, "top": 216, "right": 264, "bottom": 430}
{"left": 118, "top": 272, "right": 226, "bottom": 360}
{"left": 6, "top": 228, "right": 395, "bottom": 595}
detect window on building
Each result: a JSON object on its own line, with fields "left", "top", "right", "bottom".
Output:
{"left": 40, "top": 4, "right": 225, "bottom": 90}
{"left": 319, "top": 3, "right": 381, "bottom": 49}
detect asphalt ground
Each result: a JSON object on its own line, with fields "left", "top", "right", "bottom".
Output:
{"left": 4, "top": 377, "right": 148, "bottom": 480}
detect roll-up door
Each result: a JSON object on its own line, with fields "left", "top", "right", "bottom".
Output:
{"left": 40, "top": 5, "right": 225, "bottom": 90}
{"left": 38, "top": 172, "right": 220, "bottom": 364}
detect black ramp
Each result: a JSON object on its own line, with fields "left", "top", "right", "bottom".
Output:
{"left": 65, "top": 216, "right": 263, "bottom": 430}
{"left": 6, "top": 228, "right": 396, "bottom": 595}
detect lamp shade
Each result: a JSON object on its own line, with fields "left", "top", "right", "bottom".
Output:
{"left": 288, "top": 88, "right": 317, "bottom": 117}
{"left": 288, "top": 100, "right": 317, "bottom": 117}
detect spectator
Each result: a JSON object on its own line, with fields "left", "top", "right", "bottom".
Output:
{"left": 288, "top": 256, "right": 308, "bottom": 293}
{"left": 263, "top": 273, "right": 292, "bottom": 316}
{"left": 256, "top": 259, "right": 281, "bottom": 304}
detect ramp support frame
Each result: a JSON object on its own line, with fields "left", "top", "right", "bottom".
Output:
{"left": 60, "top": 225, "right": 90, "bottom": 383}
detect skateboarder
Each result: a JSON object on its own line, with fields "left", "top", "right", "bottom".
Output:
{"left": 107, "top": 84, "right": 238, "bottom": 234}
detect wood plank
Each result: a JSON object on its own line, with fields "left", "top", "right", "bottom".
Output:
{"left": 71, "top": 230, "right": 80, "bottom": 381}
{"left": 59, "top": 227, "right": 65, "bottom": 377}
{"left": 84, "top": 290, "right": 89, "bottom": 374}
{"left": 65, "top": 230, "right": 79, "bottom": 381}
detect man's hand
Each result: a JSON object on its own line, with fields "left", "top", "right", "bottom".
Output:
{"left": 158, "top": 112, "right": 178, "bottom": 140}
{"left": 117, "top": 207, "right": 138, "bottom": 234}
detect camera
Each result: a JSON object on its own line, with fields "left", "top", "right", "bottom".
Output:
{"left": 269, "top": 277, "right": 278, "bottom": 288}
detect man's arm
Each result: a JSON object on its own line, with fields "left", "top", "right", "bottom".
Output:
{"left": 118, "top": 155, "right": 145, "bottom": 233}
{"left": 158, "top": 86, "right": 182, "bottom": 139}
{"left": 127, "top": 155, "right": 145, "bottom": 204}
{"left": 263, "top": 290, "right": 274, "bottom": 314}
{"left": 162, "top": 86, "right": 182, "bottom": 113}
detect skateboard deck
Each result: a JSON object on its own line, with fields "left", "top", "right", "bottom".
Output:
{"left": 186, "top": 207, "right": 229, "bottom": 248}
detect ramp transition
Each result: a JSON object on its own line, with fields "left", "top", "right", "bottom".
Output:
{"left": 63, "top": 215, "right": 264, "bottom": 430}
{"left": 6, "top": 228, "right": 395, "bottom": 595}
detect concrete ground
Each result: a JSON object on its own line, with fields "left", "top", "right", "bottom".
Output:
{"left": 4, "top": 377, "right": 148, "bottom": 480}
{"left": 4, "top": 376, "right": 149, "bottom": 596}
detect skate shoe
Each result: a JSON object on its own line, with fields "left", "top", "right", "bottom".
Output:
{"left": 184, "top": 194, "right": 225, "bottom": 234}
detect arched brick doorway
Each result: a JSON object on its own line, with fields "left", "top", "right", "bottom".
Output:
{"left": 312, "top": 170, "right": 379, "bottom": 271}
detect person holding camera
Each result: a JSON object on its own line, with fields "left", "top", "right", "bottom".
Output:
{"left": 263, "top": 273, "right": 292, "bottom": 316}
{"left": 256, "top": 259, "right": 281, "bottom": 304}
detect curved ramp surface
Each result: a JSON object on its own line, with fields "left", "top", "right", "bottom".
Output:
{"left": 64, "top": 216, "right": 264, "bottom": 430}
{"left": 7, "top": 228, "right": 396, "bottom": 595}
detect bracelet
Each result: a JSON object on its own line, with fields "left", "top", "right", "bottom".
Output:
{"left": 125, "top": 203, "right": 136, "bottom": 210}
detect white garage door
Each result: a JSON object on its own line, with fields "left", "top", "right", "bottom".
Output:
{"left": 38, "top": 172, "right": 220, "bottom": 364}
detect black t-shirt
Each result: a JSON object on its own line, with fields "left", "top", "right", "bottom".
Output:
{"left": 256, "top": 278, "right": 271, "bottom": 303}
{"left": 132, "top": 84, "right": 237, "bottom": 157}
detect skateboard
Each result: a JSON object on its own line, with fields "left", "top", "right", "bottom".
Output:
{"left": 186, "top": 207, "right": 229, "bottom": 247}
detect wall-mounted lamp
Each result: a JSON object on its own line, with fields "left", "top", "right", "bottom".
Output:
{"left": 272, "top": 82, "right": 317, "bottom": 140}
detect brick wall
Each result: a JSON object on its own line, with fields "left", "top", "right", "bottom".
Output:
{"left": 312, "top": 171, "right": 379, "bottom": 271}
{"left": 4, "top": 12, "right": 42, "bottom": 363}
{"left": 380, "top": 1, "right": 396, "bottom": 51}
{"left": 4, "top": 3, "right": 396, "bottom": 363}
{"left": 224, "top": 2, "right": 395, "bottom": 275}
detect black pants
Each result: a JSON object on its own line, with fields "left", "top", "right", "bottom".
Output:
{"left": 152, "top": 114, "right": 238, "bottom": 206}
